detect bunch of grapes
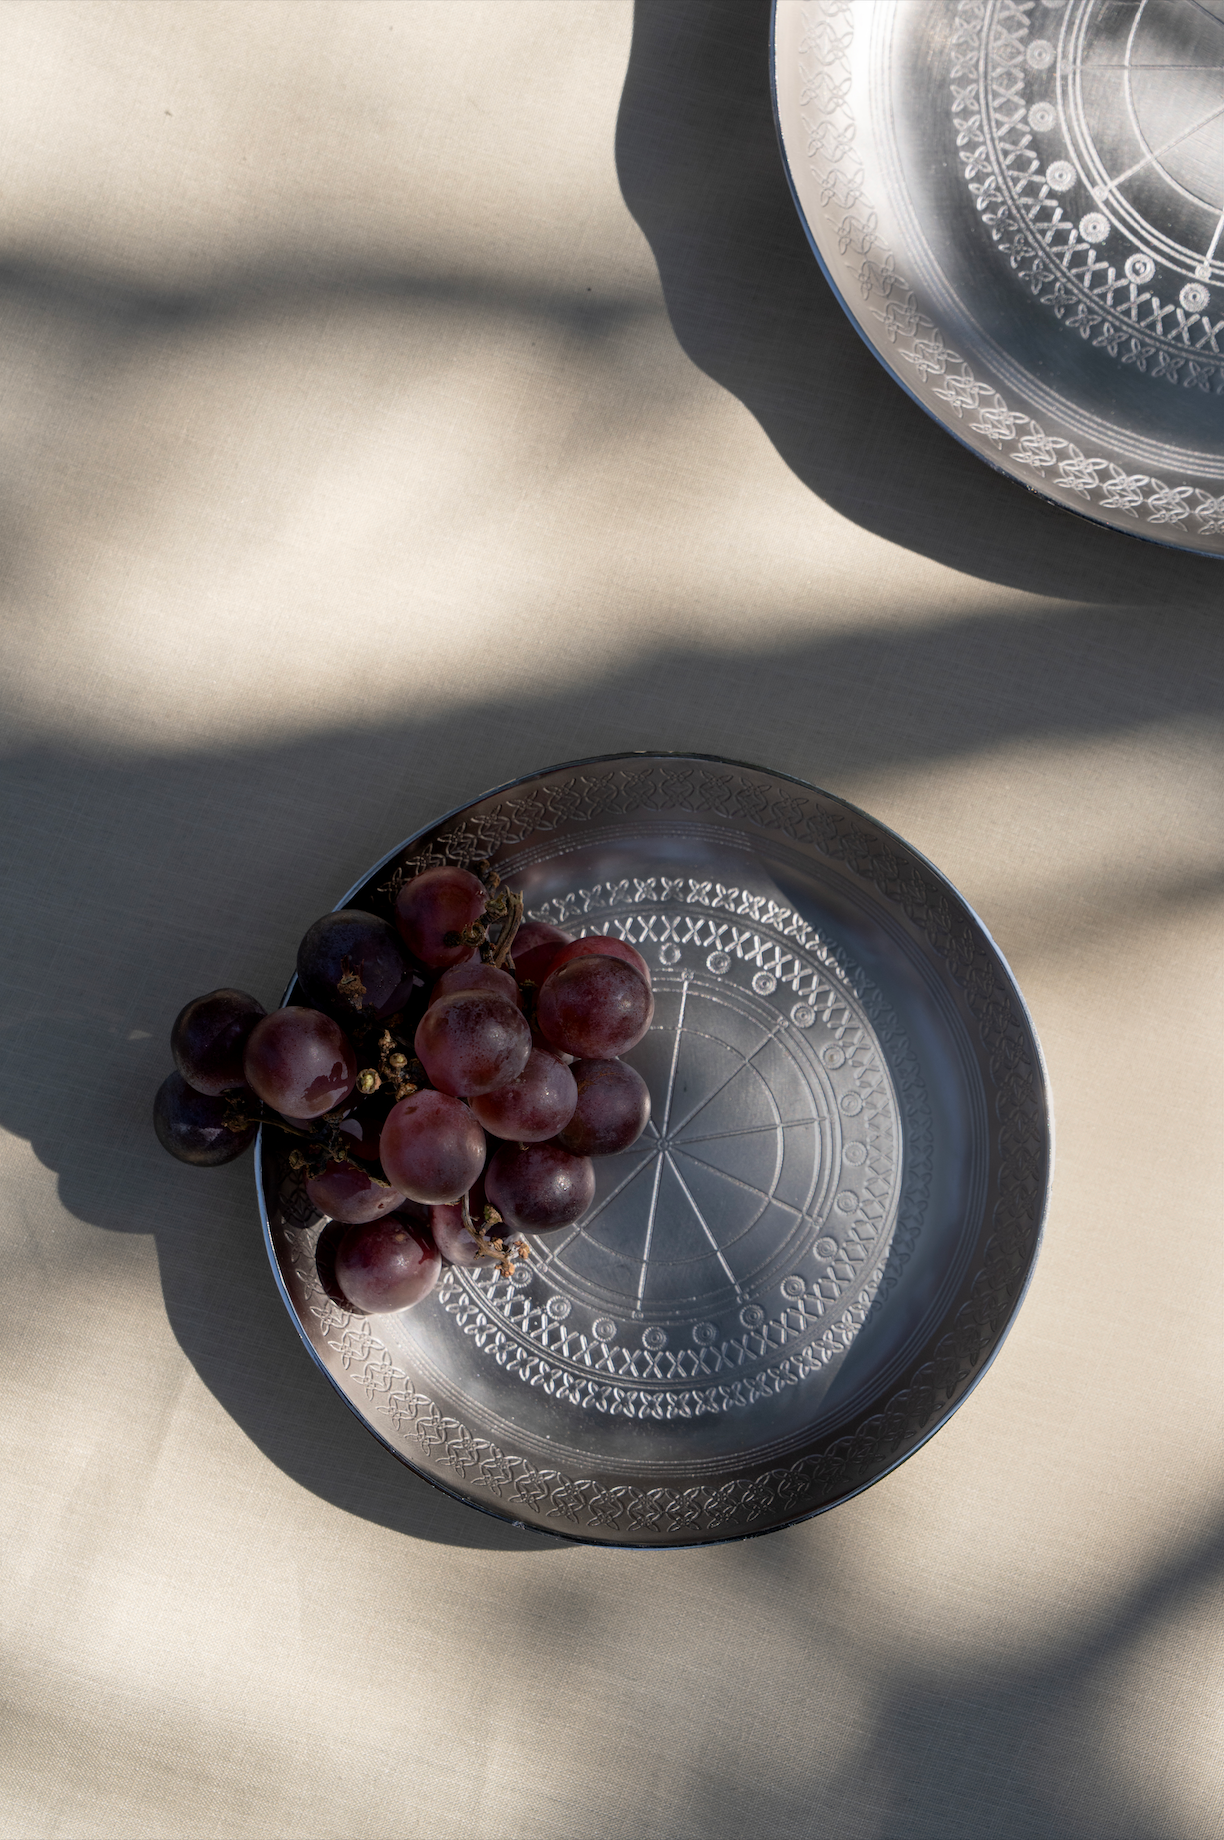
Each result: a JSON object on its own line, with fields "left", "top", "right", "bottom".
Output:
{"left": 154, "top": 863, "right": 653, "bottom": 1318}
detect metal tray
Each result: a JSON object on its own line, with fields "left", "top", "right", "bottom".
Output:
{"left": 772, "top": 0, "right": 1224, "bottom": 557}
{"left": 257, "top": 755, "right": 1052, "bottom": 1546}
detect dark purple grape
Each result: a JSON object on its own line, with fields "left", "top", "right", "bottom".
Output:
{"left": 154, "top": 1071, "right": 257, "bottom": 1166}
{"left": 549, "top": 935, "right": 652, "bottom": 990}
{"left": 333, "top": 1104, "right": 389, "bottom": 1162}
{"left": 305, "top": 1160, "right": 406, "bottom": 1224}
{"left": 171, "top": 989, "right": 266, "bottom": 1095}
{"left": 243, "top": 1007, "right": 356, "bottom": 1118}
{"left": 430, "top": 961, "right": 520, "bottom": 1008}
{"left": 394, "top": 866, "right": 486, "bottom": 970}
{"left": 536, "top": 956, "right": 654, "bottom": 1059}
{"left": 556, "top": 1057, "right": 651, "bottom": 1155}
{"left": 379, "top": 1089, "right": 486, "bottom": 1202}
{"left": 485, "top": 1141, "right": 595, "bottom": 1232}
{"left": 296, "top": 909, "right": 413, "bottom": 1023}
{"left": 470, "top": 1049, "right": 577, "bottom": 1142}
{"left": 414, "top": 990, "right": 531, "bottom": 1097}
{"left": 334, "top": 1215, "right": 441, "bottom": 1313}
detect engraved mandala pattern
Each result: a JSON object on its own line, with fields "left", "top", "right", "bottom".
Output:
{"left": 430, "top": 877, "right": 924, "bottom": 1418}
{"left": 953, "top": 0, "right": 1224, "bottom": 394}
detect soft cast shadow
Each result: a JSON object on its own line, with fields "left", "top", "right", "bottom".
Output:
{"left": 615, "top": 0, "right": 1224, "bottom": 601}
{"left": 1, "top": 592, "right": 1220, "bottom": 1548}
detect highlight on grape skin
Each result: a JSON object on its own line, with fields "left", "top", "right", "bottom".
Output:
{"left": 243, "top": 1006, "right": 358, "bottom": 1118}
{"left": 333, "top": 1215, "right": 441, "bottom": 1314}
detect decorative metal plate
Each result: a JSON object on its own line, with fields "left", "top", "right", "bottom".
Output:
{"left": 257, "top": 756, "right": 1052, "bottom": 1546}
{"left": 772, "top": 0, "right": 1224, "bottom": 555}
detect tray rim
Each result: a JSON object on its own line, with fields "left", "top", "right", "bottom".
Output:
{"left": 769, "top": 0, "right": 1224, "bottom": 561}
{"left": 256, "top": 751, "right": 1054, "bottom": 1548}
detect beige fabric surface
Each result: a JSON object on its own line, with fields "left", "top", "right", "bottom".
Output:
{"left": 1, "top": 4, "right": 1221, "bottom": 1837}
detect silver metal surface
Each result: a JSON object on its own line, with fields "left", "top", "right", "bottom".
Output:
{"left": 257, "top": 756, "right": 1052, "bottom": 1546}
{"left": 772, "top": 0, "right": 1224, "bottom": 555}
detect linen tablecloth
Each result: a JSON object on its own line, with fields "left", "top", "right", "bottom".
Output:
{"left": 1, "top": 5, "right": 1220, "bottom": 1836}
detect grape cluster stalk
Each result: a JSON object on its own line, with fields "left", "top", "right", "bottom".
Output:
{"left": 154, "top": 862, "right": 652, "bottom": 1315}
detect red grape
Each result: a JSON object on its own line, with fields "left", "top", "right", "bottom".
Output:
{"left": 485, "top": 1141, "right": 595, "bottom": 1232}
{"left": 171, "top": 989, "right": 266, "bottom": 1094}
{"left": 549, "top": 935, "right": 652, "bottom": 989}
{"left": 243, "top": 1007, "right": 357, "bottom": 1117}
{"left": 394, "top": 866, "right": 486, "bottom": 970}
{"left": 556, "top": 1057, "right": 651, "bottom": 1155}
{"left": 379, "top": 1089, "right": 486, "bottom": 1202}
{"left": 511, "top": 921, "right": 572, "bottom": 987}
{"left": 430, "top": 961, "right": 520, "bottom": 1008}
{"left": 305, "top": 1160, "right": 406, "bottom": 1224}
{"left": 513, "top": 920, "right": 571, "bottom": 956}
{"left": 430, "top": 1203, "right": 497, "bottom": 1266}
{"left": 536, "top": 956, "right": 654, "bottom": 1059}
{"left": 414, "top": 990, "right": 531, "bottom": 1097}
{"left": 334, "top": 1215, "right": 441, "bottom": 1313}
{"left": 154, "top": 1071, "right": 257, "bottom": 1165}
{"left": 470, "top": 1048, "right": 577, "bottom": 1142}
{"left": 296, "top": 909, "right": 412, "bottom": 1022}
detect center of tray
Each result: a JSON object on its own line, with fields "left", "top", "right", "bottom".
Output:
{"left": 440, "top": 881, "right": 905, "bottom": 1418}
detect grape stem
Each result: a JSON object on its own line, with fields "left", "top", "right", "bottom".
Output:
{"left": 487, "top": 890, "right": 524, "bottom": 970}
{"left": 460, "top": 1190, "right": 529, "bottom": 1278}
{"left": 335, "top": 956, "right": 368, "bottom": 1011}
{"left": 231, "top": 1104, "right": 395, "bottom": 1190}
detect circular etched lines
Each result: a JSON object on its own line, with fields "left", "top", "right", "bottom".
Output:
{"left": 438, "top": 884, "right": 910, "bottom": 1419}
{"left": 531, "top": 975, "right": 839, "bottom": 1311}
{"left": 955, "top": 0, "right": 1224, "bottom": 392}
